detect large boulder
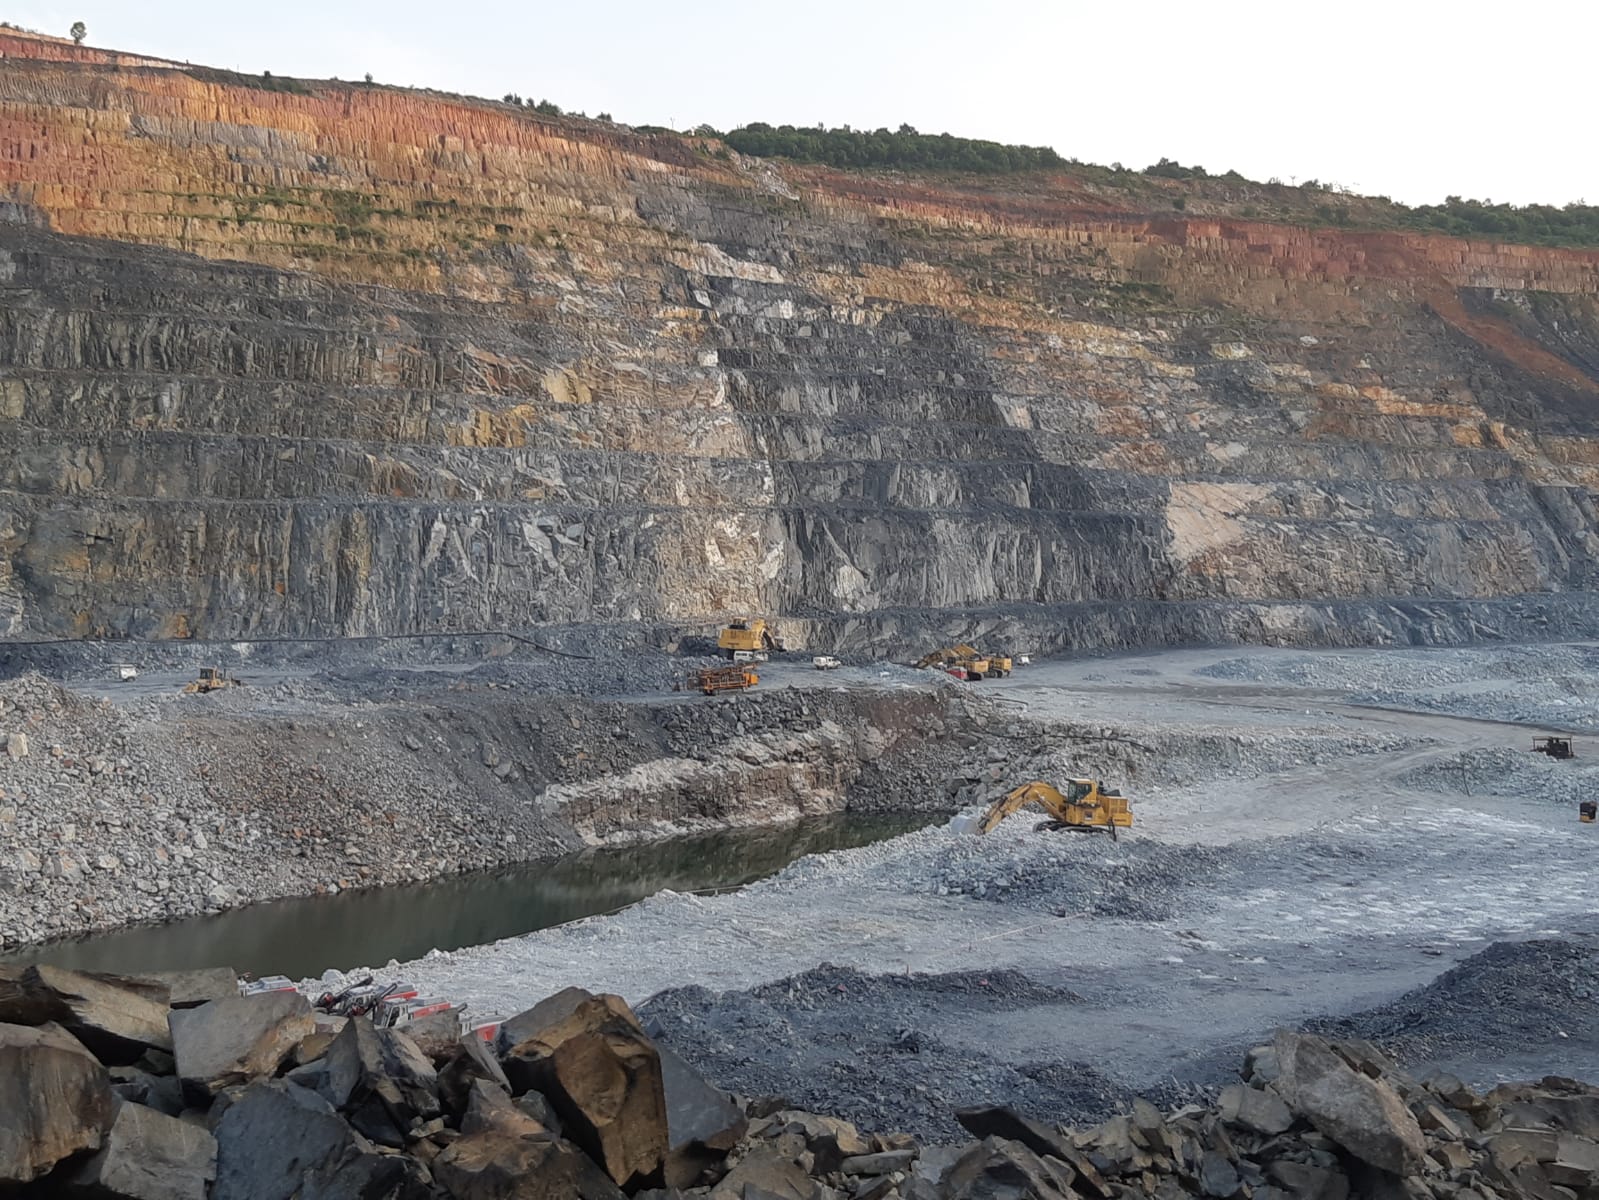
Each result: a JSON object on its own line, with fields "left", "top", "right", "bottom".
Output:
{"left": 72, "top": 1098, "right": 217, "bottom": 1200}
{"left": 955, "top": 1106, "right": 1073, "bottom": 1162}
{"left": 1218, "top": 1082, "right": 1295, "bottom": 1136}
{"left": 0, "top": 964, "right": 173, "bottom": 1063}
{"left": 212, "top": 1080, "right": 430, "bottom": 1200}
{"left": 169, "top": 991, "right": 314, "bottom": 1102}
{"left": 0, "top": 1020, "right": 115, "bottom": 1185}
{"left": 498, "top": 988, "right": 668, "bottom": 1190}
{"left": 1273, "top": 1032, "right": 1425, "bottom": 1176}
{"left": 460, "top": 1078, "right": 548, "bottom": 1138}
{"left": 940, "top": 1136, "right": 1076, "bottom": 1200}
{"left": 316, "top": 1016, "right": 441, "bottom": 1146}
{"left": 657, "top": 1041, "right": 747, "bottom": 1187}
{"left": 127, "top": 967, "right": 239, "bottom": 1009}
{"left": 708, "top": 1145, "right": 816, "bottom": 1200}
{"left": 433, "top": 1130, "right": 626, "bottom": 1200}
{"left": 439, "top": 1034, "right": 513, "bottom": 1117}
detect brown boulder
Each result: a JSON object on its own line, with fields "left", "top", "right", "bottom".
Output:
{"left": 499, "top": 988, "right": 667, "bottom": 1190}
{"left": 0, "top": 1020, "right": 115, "bottom": 1185}
{"left": 0, "top": 964, "right": 173, "bottom": 1063}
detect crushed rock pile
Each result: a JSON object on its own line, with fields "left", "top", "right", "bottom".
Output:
{"left": 1399, "top": 748, "right": 1599, "bottom": 807}
{"left": 0, "top": 673, "right": 569, "bottom": 949}
{"left": 1309, "top": 939, "right": 1599, "bottom": 1065}
{"left": 6, "top": 961, "right": 1599, "bottom": 1200}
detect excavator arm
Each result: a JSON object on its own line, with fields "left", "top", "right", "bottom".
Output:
{"left": 977, "top": 782, "right": 1069, "bottom": 835}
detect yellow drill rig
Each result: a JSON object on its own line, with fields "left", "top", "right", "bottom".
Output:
{"left": 975, "top": 779, "right": 1133, "bottom": 839}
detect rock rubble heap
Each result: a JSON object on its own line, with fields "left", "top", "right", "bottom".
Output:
{"left": 4, "top": 961, "right": 1599, "bottom": 1199}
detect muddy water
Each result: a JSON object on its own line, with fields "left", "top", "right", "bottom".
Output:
{"left": 8, "top": 813, "right": 934, "bottom": 980}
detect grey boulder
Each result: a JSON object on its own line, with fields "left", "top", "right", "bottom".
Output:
{"left": 1274, "top": 1031, "right": 1425, "bottom": 1176}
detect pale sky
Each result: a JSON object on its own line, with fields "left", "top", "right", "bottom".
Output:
{"left": 7, "top": 0, "right": 1594, "bottom": 208}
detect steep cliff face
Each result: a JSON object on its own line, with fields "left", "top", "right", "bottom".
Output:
{"left": 3, "top": 34, "right": 1599, "bottom": 650}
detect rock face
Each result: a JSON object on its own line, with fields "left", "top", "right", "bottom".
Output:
{"left": 1, "top": 30, "right": 1599, "bottom": 651}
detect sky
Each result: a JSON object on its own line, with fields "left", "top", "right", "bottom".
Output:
{"left": 7, "top": 0, "right": 1595, "bottom": 208}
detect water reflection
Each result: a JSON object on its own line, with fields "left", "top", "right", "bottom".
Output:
{"left": 5, "top": 812, "right": 931, "bottom": 980}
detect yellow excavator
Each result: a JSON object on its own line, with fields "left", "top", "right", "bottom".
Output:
{"left": 976, "top": 779, "right": 1133, "bottom": 839}
{"left": 915, "top": 644, "right": 1010, "bottom": 681}
{"left": 718, "top": 619, "right": 785, "bottom": 662}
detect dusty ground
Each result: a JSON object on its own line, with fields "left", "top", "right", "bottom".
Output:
{"left": 312, "top": 643, "right": 1599, "bottom": 1137}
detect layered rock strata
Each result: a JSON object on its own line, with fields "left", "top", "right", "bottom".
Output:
{"left": 1, "top": 31, "right": 1598, "bottom": 648}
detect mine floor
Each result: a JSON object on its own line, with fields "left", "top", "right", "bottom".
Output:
{"left": 307, "top": 643, "right": 1599, "bottom": 1137}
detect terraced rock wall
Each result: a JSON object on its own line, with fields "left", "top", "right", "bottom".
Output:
{"left": 3, "top": 31, "right": 1599, "bottom": 649}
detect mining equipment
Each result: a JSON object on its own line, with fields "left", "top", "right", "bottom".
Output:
{"left": 1533, "top": 736, "right": 1576, "bottom": 760}
{"left": 718, "top": 619, "right": 785, "bottom": 663}
{"left": 1580, "top": 800, "right": 1596, "bottom": 824}
{"left": 914, "top": 643, "right": 1010, "bottom": 680}
{"left": 114, "top": 663, "right": 138, "bottom": 682}
{"left": 692, "top": 665, "right": 758, "bottom": 695}
{"left": 970, "top": 779, "right": 1133, "bottom": 839}
{"left": 183, "top": 666, "right": 240, "bottom": 695}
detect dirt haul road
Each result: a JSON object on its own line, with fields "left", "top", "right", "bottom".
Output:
{"left": 319, "top": 644, "right": 1599, "bottom": 1138}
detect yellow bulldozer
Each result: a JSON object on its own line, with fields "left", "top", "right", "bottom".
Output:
{"left": 718, "top": 619, "right": 785, "bottom": 663}
{"left": 183, "top": 667, "right": 240, "bottom": 695}
{"left": 973, "top": 779, "right": 1133, "bottom": 839}
{"left": 915, "top": 644, "right": 1012, "bottom": 681}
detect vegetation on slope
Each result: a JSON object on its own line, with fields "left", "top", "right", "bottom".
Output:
{"left": 721, "top": 124, "right": 1065, "bottom": 174}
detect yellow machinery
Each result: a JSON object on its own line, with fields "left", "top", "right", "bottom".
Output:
{"left": 915, "top": 644, "right": 1009, "bottom": 680}
{"left": 694, "top": 665, "right": 758, "bottom": 695}
{"left": 183, "top": 667, "right": 239, "bottom": 695}
{"left": 976, "top": 779, "right": 1133, "bottom": 839}
{"left": 718, "top": 619, "right": 785, "bottom": 662}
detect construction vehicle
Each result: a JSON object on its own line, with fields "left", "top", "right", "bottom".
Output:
{"left": 914, "top": 643, "right": 1009, "bottom": 680}
{"left": 114, "top": 663, "right": 138, "bottom": 682}
{"left": 693, "top": 665, "right": 758, "bottom": 695}
{"left": 1581, "top": 801, "right": 1596, "bottom": 824}
{"left": 182, "top": 667, "right": 240, "bottom": 695}
{"left": 971, "top": 779, "right": 1134, "bottom": 840}
{"left": 1533, "top": 736, "right": 1576, "bottom": 760}
{"left": 718, "top": 619, "right": 785, "bottom": 663}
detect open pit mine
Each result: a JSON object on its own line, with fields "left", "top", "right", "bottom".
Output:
{"left": 3, "top": 24, "right": 1599, "bottom": 1200}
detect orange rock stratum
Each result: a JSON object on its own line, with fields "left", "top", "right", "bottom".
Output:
{"left": 3, "top": 29, "right": 1599, "bottom": 650}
